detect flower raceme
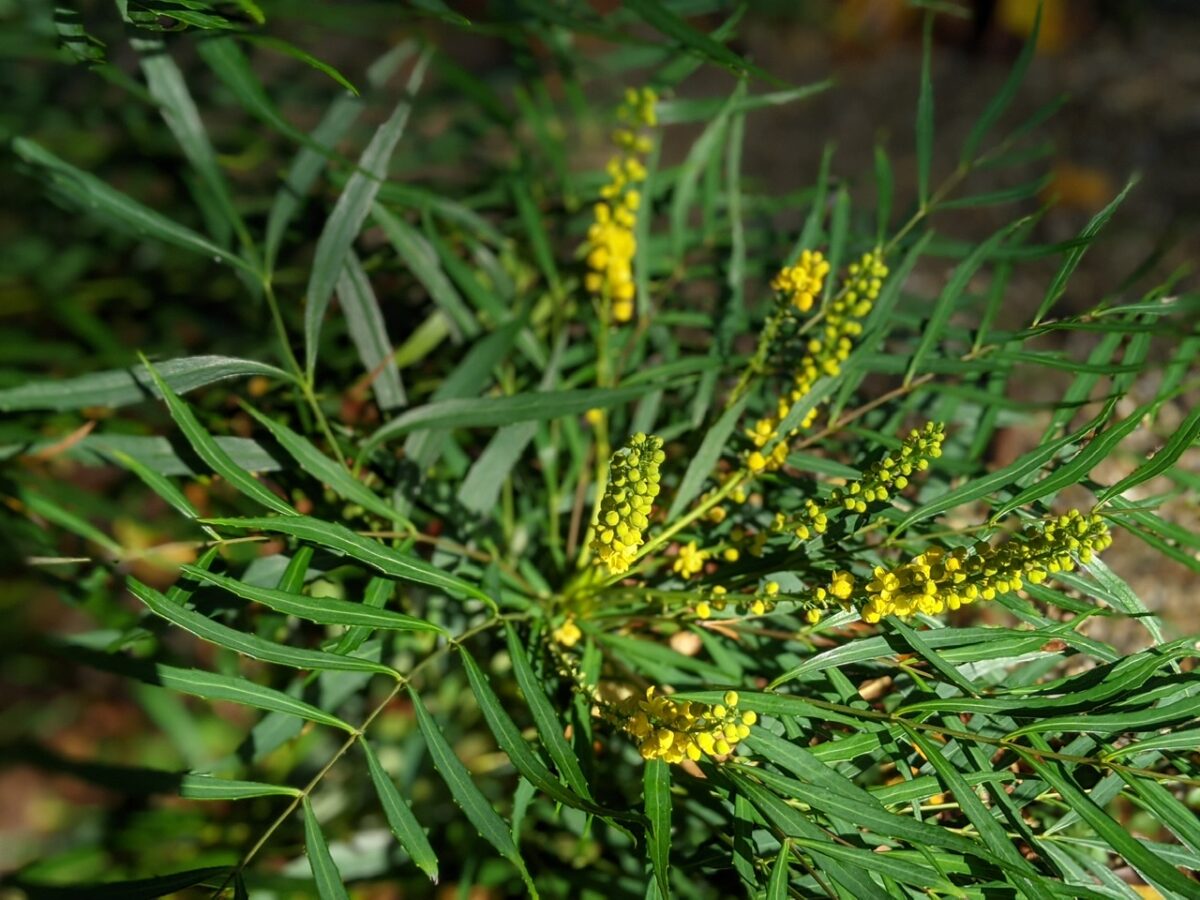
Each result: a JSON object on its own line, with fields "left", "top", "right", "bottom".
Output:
{"left": 584, "top": 87, "right": 657, "bottom": 324}
{"left": 856, "top": 510, "right": 1112, "bottom": 623}
{"left": 747, "top": 249, "right": 889, "bottom": 468}
{"left": 774, "top": 421, "right": 946, "bottom": 541}
{"left": 608, "top": 688, "right": 755, "bottom": 764}
{"left": 591, "top": 433, "right": 665, "bottom": 574}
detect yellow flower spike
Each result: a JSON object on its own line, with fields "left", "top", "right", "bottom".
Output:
{"left": 583, "top": 88, "right": 657, "bottom": 325}
{"left": 590, "top": 433, "right": 665, "bottom": 574}
{"left": 861, "top": 510, "right": 1111, "bottom": 623}
{"left": 607, "top": 683, "right": 754, "bottom": 764}
{"left": 776, "top": 422, "right": 945, "bottom": 540}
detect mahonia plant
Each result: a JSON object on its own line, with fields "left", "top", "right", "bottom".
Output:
{"left": 6, "top": 4, "right": 1200, "bottom": 900}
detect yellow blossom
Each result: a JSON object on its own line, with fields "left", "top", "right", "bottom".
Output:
{"left": 591, "top": 433, "right": 665, "bottom": 574}
{"left": 606, "top": 685, "right": 751, "bottom": 764}
{"left": 553, "top": 619, "right": 582, "bottom": 647}
{"left": 673, "top": 541, "right": 709, "bottom": 579}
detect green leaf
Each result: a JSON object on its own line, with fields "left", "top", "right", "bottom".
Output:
{"left": 874, "top": 142, "right": 893, "bottom": 245}
{"left": 140, "top": 358, "right": 294, "bottom": 516}
{"left": 131, "top": 31, "right": 254, "bottom": 262}
{"left": 408, "top": 687, "right": 533, "bottom": 889}
{"left": 670, "top": 91, "right": 733, "bottom": 263}
{"left": 241, "top": 404, "right": 411, "bottom": 527}
{"left": 766, "top": 843, "right": 790, "bottom": 899}
{"left": 656, "top": 81, "right": 832, "bottom": 125}
{"left": 364, "top": 385, "right": 650, "bottom": 451}
{"left": 1032, "top": 176, "right": 1139, "bottom": 325}
{"left": 264, "top": 43, "right": 414, "bottom": 268}
{"left": 362, "top": 739, "right": 439, "bottom": 882}
{"left": 890, "top": 398, "right": 1115, "bottom": 536}
{"left": 128, "top": 577, "right": 396, "bottom": 676}
{"left": 13, "top": 142, "right": 253, "bottom": 276}
{"left": 178, "top": 774, "right": 300, "bottom": 800}
{"left": 127, "top": 659, "right": 353, "bottom": 732}
{"left": 241, "top": 35, "right": 359, "bottom": 95}
{"left": 459, "top": 649, "right": 630, "bottom": 820}
{"left": 1016, "top": 748, "right": 1199, "bottom": 897}
{"left": 18, "top": 487, "right": 123, "bottom": 557}
{"left": 98, "top": 447, "right": 203, "bottom": 525}
{"left": 905, "top": 217, "right": 1027, "bottom": 384}
{"left": 644, "top": 758, "right": 671, "bottom": 898}
{"left": 179, "top": 565, "right": 446, "bottom": 635}
{"left": 0, "top": 355, "right": 291, "bottom": 412}
{"left": 623, "top": 0, "right": 775, "bottom": 83}
{"left": 667, "top": 396, "right": 745, "bottom": 518}
{"left": 504, "top": 625, "right": 592, "bottom": 800}
{"left": 373, "top": 205, "right": 478, "bottom": 340}
{"left": 992, "top": 397, "right": 1154, "bottom": 519}
{"left": 1096, "top": 403, "right": 1200, "bottom": 502}
{"left": 916, "top": 13, "right": 934, "bottom": 206}
{"left": 338, "top": 251, "right": 406, "bottom": 410}
{"left": 306, "top": 49, "right": 432, "bottom": 378}
{"left": 887, "top": 618, "right": 979, "bottom": 696}
{"left": 201, "top": 515, "right": 494, "bottom": 608}
{"left": 902, "top": 728, "right": 1051, "bottom": 899}
{"left": 12, "top": 867, "right": 233, "bottom": 900}
{"left": 303, "top": 796, "right": 350, "bottom": 900}
{"left": 726, "top": 770, "right": 890, "bottom": 899}
{"left": 960, "top": 1, "right": 1040, "bottom": 163}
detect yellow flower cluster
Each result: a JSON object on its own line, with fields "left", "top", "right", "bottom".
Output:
{"left": 862, "top": 510, "right": 1112, "bottom": 623}
{"left": 553, "top": 618, "right": 582, "bottom": 647}
{"left": 746, "top": 249, "right": 889, "bottom": 466}
{"left": 673, "top": 540, "right": 709, "bottom": 579}
{"left": 775, "top": 422, "right": 946, "bottom": 540}
{"left": 695, "top": 580, "right": 780, "bottom": 619}
{"left": 584, "top": 87, "right": 657, "bottom": 324}
{"left": 591, "top": 433, "right": 665, "bottom": 574}
{"left": 771, "top": 249, "right": 831, "bottom": 315}
{"left": 613, "top": 687, "right": 755, "bottom": 764}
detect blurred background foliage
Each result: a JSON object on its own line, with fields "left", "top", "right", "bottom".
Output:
{"left": 1, "top": 0, "right": 1198, "bottom": 897}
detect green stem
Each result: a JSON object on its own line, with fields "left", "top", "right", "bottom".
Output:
{"left": 212, "top": 613, "right": 517, "bottom": 899}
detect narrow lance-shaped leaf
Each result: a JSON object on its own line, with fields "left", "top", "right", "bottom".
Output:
{"left": 131, "top": 31, "right": 255, "bottom": 265}
{"left": 241, "top": 403, "right": 412, "bottom": 528}
{"left": 0, "top": 355, "right": 291, "bottom": 413}
{"left": 338, "top": 251, "right": 406, "bottom": 410}
{"left": 179, "top": 774, "right": 301, "bottom": 800}
{"left": 201, "top": 515, "right": 495, "bottom": 609}
{"left": 960, "top": 1, "right": 1041, "bottom": 163}
{"left": 916, "top": 13, "right": 934, "bottom": 206}
{"left": 10, "top": 867, "right": 235, "bottom": 900}
{"left": 504, "top": 625, "right": 592, "bottom": 799}
{"left": 459, "top": 649, "right": 633, "bottom": 820}
{"left": 408, "top": 687, "right": 535, "bottom": 890}
{"left": 1032, "top": 176, "right": 1139, "bottom": 325}
{"left": 178, "top": 565, "right": 446, "bottom": 635}
{"left": 140, "top": 359, "right": 294, "bottom": 515}
{"left": 128, "top": 577, "right": 397, "bottom": 677}
{"left": 306, "top": 49, "right": 432, "bottom": 377}
{"left": 264, "top": 43, "right": 414, "bottom": 268}
{"left": 1016, "top": 747, "right": 1200, "bottom": 897}
{"left": 902, "top": 727, "right": 1052, "bottom": 899}
{"left": 644, "top": 758, "right": 672, "bottom": 899}
{"left": 362, "top": 739, "right": 439, "bottom": 882}
{"left": 12, "top": 139, "right": 256, "bottom": 274}
{"left": 363, "top": 385, "right": 652, "bottom": 451}
{"left": 302, "top": 797, "right": 350, "bottom": 900}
